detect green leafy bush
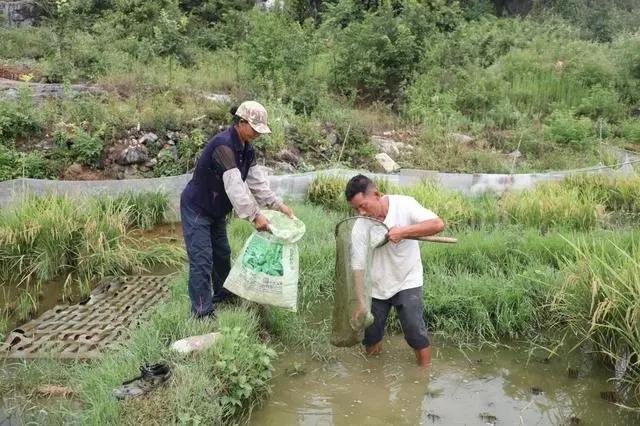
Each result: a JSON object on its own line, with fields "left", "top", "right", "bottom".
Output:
{"left": 241, "top": 10, "right": 315, "bottom": 97}
{"left": 0, "top": 146, "right": 47, "bottom": 181}
{"left": 543, "top": 108, "right": 595, "bottom": 148}
{"left": 0, "top": 86, "right": 44, "bottom": 146}
{"left": 53, "top": 123, "right": 105, "bottom": 167}
{"left": 620, "top": 119, "right": 640, "bottom": 143}
{"left": 210, "top": 325, "right": 277, "bottom": 419}
{"left": 576, "top": 85, "right": 626, "bottom": 122}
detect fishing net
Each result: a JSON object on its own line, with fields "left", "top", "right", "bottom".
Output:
{"left": 224, "top": 210, "right": 306, "bottom": 312}
{"left": 330, "top": 216, "right": 389, "bottom": 347}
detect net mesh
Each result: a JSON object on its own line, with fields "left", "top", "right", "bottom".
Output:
{"left": 330, "top": 216, "right": 389, "bottom": 347}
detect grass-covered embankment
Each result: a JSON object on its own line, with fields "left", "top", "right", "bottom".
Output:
{"left": 1, "top": 272, "right": 277, "bottom": 425}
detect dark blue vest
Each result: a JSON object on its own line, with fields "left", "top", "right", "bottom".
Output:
{"left": 181, "top": 127, "right": 255, "bottom": 218}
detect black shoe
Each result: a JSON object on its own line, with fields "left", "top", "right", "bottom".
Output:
{"left": 214, "top": 293, "right": 241, "bottom": 306}
{"left": 192, "top": 310, "right": 217, "bottom": 320}
{"left": 113, "top": 363, "right": 171, "bottom": 400}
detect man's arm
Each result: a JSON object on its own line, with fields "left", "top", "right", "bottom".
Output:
{"left": 386, "top": 197, "right": 445, "bottom": 243}
{"left": 213, "top": 145, "right": 261, "bottom": 222}
{"left": 245, "top": 162, "right": 283, "bottom": 210}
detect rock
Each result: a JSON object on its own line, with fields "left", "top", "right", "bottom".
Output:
{"left": 372, "top": 137, "right": 400, "bottom": 158}
{"left": 118, "top": 145, "right": 149, "bottom": 165}
{"left": 63, "top": 163, "right": 83, "bottom": 180}
{"left": 274, "top": 161, "right": 296, "bottom": 174}
{"left": 63, "top": 163, "right": 101, "bottom": 181}
{"left": 202, "top": 92, "right": 231, "bottom": 103}
{"left": 144, "top": 158, "right": 158, "bottom": 168}
{"left": 328, "top": 132, "right": 338, "bottom": 146}
{"left": 506, "top": 150, "right": 522, "bottom": 163}
{"left": 122, "top": 165, "right": 140, "bottom": 179}
{"left": 166, "top": 131, "right": 179, "bottom": 141}
{"left": 34, "top": 139, "right": 56, "bottom": 150}
{"left": 395, "top": 142, "right": 414, "bottom": 152}
{"left": 139, "top": 166, "right": 150, "bottom": 173}
{"left": 448, "top": 133, "right": 475, "bottom": 145}
{"left": 374, "top": 153, "right": 400, "bottom": 173}
{"left": 138, "top": 133, "right": 158, "bottom": 145}
{"left": 279, "top": 148, "right": 300, "bottom": 166}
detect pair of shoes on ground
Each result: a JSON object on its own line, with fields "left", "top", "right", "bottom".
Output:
{"left": 113, "top": 363, "right": 172, "bottom": 400}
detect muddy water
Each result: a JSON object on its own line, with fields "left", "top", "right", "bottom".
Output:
{"left": 250, "top": 335, "right": 639, "bottom": 426}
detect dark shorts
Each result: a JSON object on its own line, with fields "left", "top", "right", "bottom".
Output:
{"left": 363, "top": 286, "right": 430, "bottom": 350}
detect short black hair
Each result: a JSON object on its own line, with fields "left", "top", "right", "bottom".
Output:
{"left": 345, "top": 174, "right": 374, "bottom": 201}
{"left": 229, "top": 104, "right": 243, "bottom": 125}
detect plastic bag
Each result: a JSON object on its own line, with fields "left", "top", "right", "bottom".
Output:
{"left": 330, "top": 217, "right": 386, "bottom": 347}
{"left": 171, "top": 332, "right": 221, "bottom": 354}
{"left": 223, "top": 210, "right": 306, "bottom": 312}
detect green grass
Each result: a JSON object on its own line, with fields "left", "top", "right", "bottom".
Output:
{"left": 5, "top": 177, "right": 640, "bottom": 417}
{"left": 0, "top": 192, "right": 185, "bottom": 322}
{"left": 1, "top": 272, "right": 277, "bottom": 425}
{"left": 550, "top": 236, "right": 640, "bottom": 398}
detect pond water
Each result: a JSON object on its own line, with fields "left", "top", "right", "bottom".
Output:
{"left": 250, "top": 335, "right": 640, "bottom": 426}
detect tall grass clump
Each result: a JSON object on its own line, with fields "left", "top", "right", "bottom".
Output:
{"left": 551, "top": 236, "right": 640, "bottom": 400}
{"left": 423, "top": 266, "right": 555, "bottom": 341}
{"left": 95, "top": 190, "right": 169, "bottom": 230}
{"left": 501, "top": 182, "right": 605, "bottom": 230}
{"left": 0, "top": 192, "right": 183, "bottom": 291}
{"left": 560, "top": 174, "right": 640, "bottom": 213}
{"left": 305, "top": 174, "right": 391, "bottom": 214}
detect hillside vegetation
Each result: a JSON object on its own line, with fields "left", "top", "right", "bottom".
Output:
{"left": 1, "top": 0, "right": 639, "bottom": 180}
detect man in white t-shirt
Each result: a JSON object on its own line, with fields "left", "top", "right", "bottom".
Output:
{"left": 347, "top": 174, "right": 445, "bottom": 367}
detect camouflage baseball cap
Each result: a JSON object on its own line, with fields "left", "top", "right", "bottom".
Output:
{"left": 235, "top": 101, "right": 271, "bottom": 134}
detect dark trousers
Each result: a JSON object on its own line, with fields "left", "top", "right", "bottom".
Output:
{"left": 363, "top": 286, "right": 430, "bottom": 350}
{"left": 180, "top": 198, "right": 233, "bottom": 316}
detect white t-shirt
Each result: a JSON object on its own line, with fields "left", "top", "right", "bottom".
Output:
{"left": 351, "top": 195, "right": 439, "bottom": 300}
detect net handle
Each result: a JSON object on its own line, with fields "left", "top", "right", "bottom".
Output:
{"left": 334, "top": 216, "right": 457, "bottom": 244}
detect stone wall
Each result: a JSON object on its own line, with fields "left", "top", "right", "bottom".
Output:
{"left": 1, "top": 162, "right": 637, "bottom": 222}
{"left": 0, "top": 1, "right": 35, "bottom": 27}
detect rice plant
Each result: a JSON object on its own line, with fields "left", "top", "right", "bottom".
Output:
{"left": 0, "top": 192, "right": 183, "bottom": 295}
{"left": 501, "top": 182, "right": 606, "bottom": 231}
{"left": 551, "top": 235, "right": 640, "bottom": 402}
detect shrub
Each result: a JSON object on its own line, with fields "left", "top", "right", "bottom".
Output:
{"left": 154, "top": 148, "right": 183, "bottom": 177}
{"left": 210, "top": 325, "right": 277, "bottom": 419}
{"left": 0, "top": 99, "right": 44, "bottom": 147}
{"left": 0, "top": 146, "right": 48, "bottom": 181}
{"left": 620, "top": 119, "right": 640, "bottom": 143}
{"left": 575, "top": 85, "right": 626, "bottom": 123}
{"left": 543, "top": 108, "right": 595, "bottom": 149}
{"left": 177, "top": 128, "right": 206, "bottom": 171}
{"left": 241, "top": 10, "right": 315, "bottom": 98}
{"left": 53, "top": 123, "right": 105, "bottom": 167}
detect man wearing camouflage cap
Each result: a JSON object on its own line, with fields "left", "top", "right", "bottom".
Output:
{"left": 180, "top": 100, "right": 295, "bottom": 319}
